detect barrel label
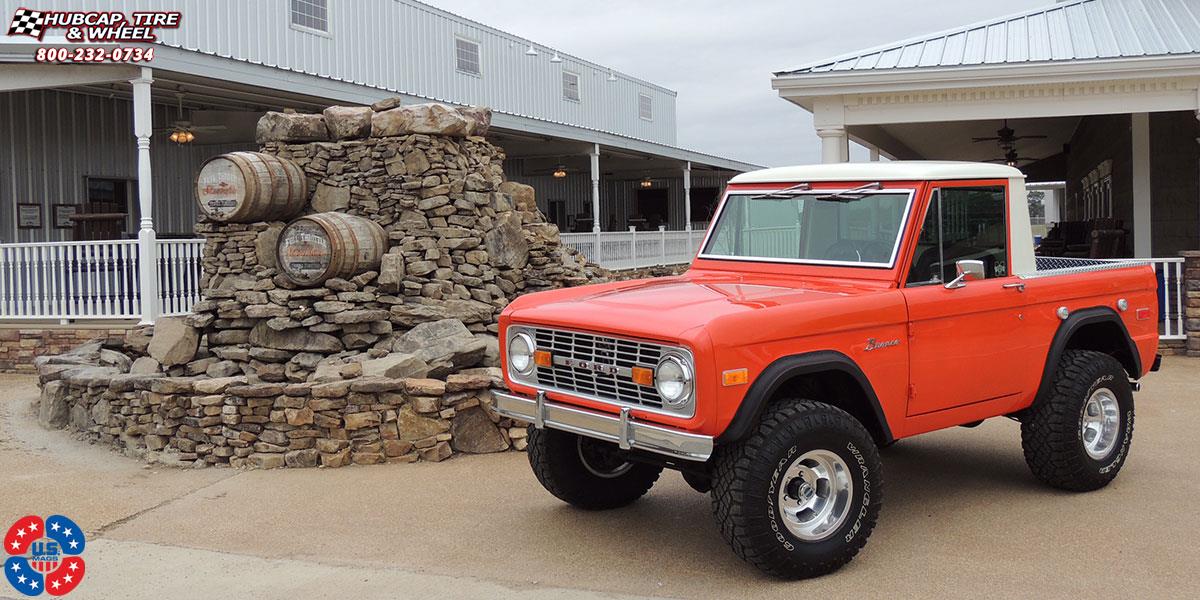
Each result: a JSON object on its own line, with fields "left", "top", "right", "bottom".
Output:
{"left": 278, "top": 221, "right": 331, "bottom": 285}
{"left": 196, "top": 158, "right": 244, "bottom": 220}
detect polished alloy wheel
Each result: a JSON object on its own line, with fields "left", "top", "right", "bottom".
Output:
{"left": 576, "top": 436, "right": 633, "bottom": 479}
{"left": 1081, "top": 387, "right": 1121, "bottom": 460}
{"left": 777, "top": 449, "right": 854, "bottom": 541}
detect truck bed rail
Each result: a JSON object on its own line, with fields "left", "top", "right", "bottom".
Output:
{"left": 1022, "top": 256, "right": 1150, "bottom": 279}
{"left": 1023, "top": 256, "right": 1185, "bottom": 340}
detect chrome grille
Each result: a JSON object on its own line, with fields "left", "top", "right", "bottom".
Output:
{"left": 531, "top": 327, "right": 667, "bottom": 410}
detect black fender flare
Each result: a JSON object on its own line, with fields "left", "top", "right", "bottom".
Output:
{"left": 715, "top": 350, "right": 894, "bottom": 446}
{"left": 1034, "top": 306, "right": 1142, "bottom": 403}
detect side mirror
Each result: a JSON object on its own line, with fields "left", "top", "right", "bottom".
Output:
{"left": 945, "top": 259, "right": 985, "bottom": 289}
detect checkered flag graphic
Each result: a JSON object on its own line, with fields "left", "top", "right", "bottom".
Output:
{"left": 8, "top": 8, "right": 46, "bottom": 38}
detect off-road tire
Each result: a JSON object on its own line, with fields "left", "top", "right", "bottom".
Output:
{"left": 1021, "top": 349, "right": 1135, "bottom": 491}
{"left": 527, "top": 426, "right": 662, "bottom": 510}
{"left": 711, "top": 399, "right": 882, "bottom": 579}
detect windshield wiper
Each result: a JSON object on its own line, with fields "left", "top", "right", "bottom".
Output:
{"left": 813, "top": 182, "right": 883, "bottom": 202}
{"left": 751, "top": 182, "right": 811, "bottom": 200}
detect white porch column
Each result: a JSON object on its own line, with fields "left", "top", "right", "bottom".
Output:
{"left": 590, "top": 144, "right": 601, "bottom": 234}
{"left": 813, "top": 97, "right": 849, "bottom": 164}
{"left": 1044, "top": 187, "right": 1063, "bottom": 226}
{"left": 683, "top": 161, "right": 693, "bottom": 231}
{"left": 131, "top": 67, "right": 158, "bottom": 324}
{"left": 1131, "top": 112, "right": 1152, "bottom": 258}
{"left": 816, "top": 126, "right": 849, "bottom": 164}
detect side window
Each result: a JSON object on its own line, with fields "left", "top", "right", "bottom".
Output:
{"left": 906, "top": 186, "right": 1008, "bottom": 286}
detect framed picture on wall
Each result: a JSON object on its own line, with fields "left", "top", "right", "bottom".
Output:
{"left": 53, "top": 204, "right": 79, "bottom": 229}
{"left": 17, "top": 204, "right": 41, "bottom": 229}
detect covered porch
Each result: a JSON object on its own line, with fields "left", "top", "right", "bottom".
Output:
{"left": 0, "top": 59, "right": 754, "bottom": 324}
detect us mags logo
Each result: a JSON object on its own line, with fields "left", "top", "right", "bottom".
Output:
{"left": 4, "top": 515, "right": 86, "bottom": 597}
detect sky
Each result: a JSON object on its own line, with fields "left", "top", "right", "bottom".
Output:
{"left": 425, "top": 0, "right": 1051, "bottom": 167}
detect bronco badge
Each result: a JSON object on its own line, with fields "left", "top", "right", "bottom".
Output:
{"left": 864, "top": 338, "right": 900, "bottom": 351}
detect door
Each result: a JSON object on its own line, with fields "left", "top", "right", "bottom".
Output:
{"left": 635, "top": 188, "right": 669, "bottom": 230}
{"left": 902, "top": 184, "right": 1033, "bottom": 415}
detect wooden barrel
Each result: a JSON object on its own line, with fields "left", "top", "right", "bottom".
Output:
{"left": 276, "top": 213, "right": 388, "bottom": 286}
{"left": 195, "top": 152, "right": 307, "bottom": 223}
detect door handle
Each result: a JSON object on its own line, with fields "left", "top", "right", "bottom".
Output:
{"left": 1002, "top": 282, "right": 1026, "bottom": 292}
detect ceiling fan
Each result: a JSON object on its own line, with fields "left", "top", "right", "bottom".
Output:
{"left": 972, "top": 119, "right": 1047, "bottom": 145}
{"left": 153, "top": 90, "right": 226, "bottom": 144}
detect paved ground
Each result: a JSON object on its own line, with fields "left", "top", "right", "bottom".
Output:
{"left": 1, "top": 358, "right": 1198, "bottom": 599}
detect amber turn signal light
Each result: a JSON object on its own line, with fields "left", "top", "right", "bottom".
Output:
{"left": 630, "top": 366, "right": 654, "bottom": 386}
{"left": 533, "top": 350, "right": 553, "bottom": 367}
{"left": 722, "top": 368, "right": 749, "bottom": 386}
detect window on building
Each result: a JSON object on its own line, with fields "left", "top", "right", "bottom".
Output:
{"left": 638, "top": 93, "right": 653, "bottom": 120}
{"left": 290, "top": 0, "right": 328, "bottom": 32}
{"left": 562, "top": 71, "right": 580, "bottom": 102}
{"left": 456, "top": 38, "right": 481, "bottom": 76}
{"left": 1079, "top": 160, "right": 1113, "bottom": 219}
{"left": 906, "top": 186, "right": 1008, "bottom": 286}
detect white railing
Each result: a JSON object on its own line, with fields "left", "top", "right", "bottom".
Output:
{"left": 1145, "top": 257, "right": 1186, "bottom": 340}
{"left": 0, "top": 238, "right": 205, "bottom": 321}
{"left": 561, "top": 227, "right": 708, "bottom": 271}
{"left": 157, "top": 239, "right": 205, "bottom": 316}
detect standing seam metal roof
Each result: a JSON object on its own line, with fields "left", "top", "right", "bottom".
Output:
{"left": 776, "top": 0, "right": 1200, "bottom": 76}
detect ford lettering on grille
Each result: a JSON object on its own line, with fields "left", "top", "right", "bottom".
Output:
{"left": 557, "top": 357, "right": 621, "bottom": 376}
{"left": 528, "top": 327, "right": 675, "bottom": 412}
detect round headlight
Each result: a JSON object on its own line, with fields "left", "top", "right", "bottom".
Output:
{"left": 508, "top": 332, "right": 535, "bottom": 375}
{"left": 655, "top": 355, "right": 693, "bottom": 407}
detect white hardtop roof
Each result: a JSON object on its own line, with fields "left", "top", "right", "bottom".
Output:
{"left": 729, "top": 161, "right": 1025, "bottom": 184}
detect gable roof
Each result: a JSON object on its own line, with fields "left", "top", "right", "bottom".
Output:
{"left": 776, "top": 0, "right": 1200, "bottom": 76}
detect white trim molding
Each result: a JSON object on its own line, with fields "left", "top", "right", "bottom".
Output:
{"left": 839, "top": 77, "right": 1200, "bottom": 126}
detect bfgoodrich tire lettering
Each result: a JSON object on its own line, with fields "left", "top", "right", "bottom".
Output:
{"left": 711, "top": 399, "right": 882, "bottom": 579}
{"left": 1021, "top": 349, "right": 1135, "bottom": 492}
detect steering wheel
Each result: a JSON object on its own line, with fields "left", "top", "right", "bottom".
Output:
{"left": 825, "top": 240, "right": 863, "bottom": 262}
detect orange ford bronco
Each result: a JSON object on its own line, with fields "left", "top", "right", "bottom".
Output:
{"left": 494, "top": 162, "right": 1160, "bottom": 578}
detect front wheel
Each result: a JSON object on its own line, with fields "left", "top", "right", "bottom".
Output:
{"left": 526, "top": 427, "right": 662, "bottom": 510}
{"left": 711, "top": 399, "right": 882, "bottom": 579}
{"left": 1021, "top": 349, "right": 1135, "bottom": 491}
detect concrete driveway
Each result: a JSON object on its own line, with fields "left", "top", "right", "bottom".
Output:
{"left": 1, "top": 357, "right": 1198, "bottom": 599}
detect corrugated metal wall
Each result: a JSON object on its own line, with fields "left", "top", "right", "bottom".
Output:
{"left": 6, "top": 0, "right": 678, "bottom": 145}
{"left": 505, "top": 159, "right": 729, "bottom": 232}
{"left": 0, "top": 89, "right": 253, "bottom": 243}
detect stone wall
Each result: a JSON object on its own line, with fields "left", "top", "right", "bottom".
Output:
{"left": 31, "top": 101, "right": 606, "bottom": 469}
{"left": 1, "top": 327, "right": 130, "bottom": 372}
{"left": 34, "top": 341, "right": 521, "bottom": 468}
{"left": 1183, "top": 250, "right": 1200, "bottom": 357}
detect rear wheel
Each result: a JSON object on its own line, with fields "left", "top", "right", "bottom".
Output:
{"left": 526, "top": 427, "right": 662, "bottom": 510}
{"left": 1021, "top": 349, "right": 1135, "bottom": 491}
{"left": 711, "top": 399, "right": 882, "bottom": 579}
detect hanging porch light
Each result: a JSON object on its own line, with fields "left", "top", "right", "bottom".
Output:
{"left": 169, "top": 128, "right": 195, "bottom": 144}
{"left": 552, "top": 165, "right": 567, "bottom": 178}
{"left": 640, "top": 177, "right": 653, "bottom": 189}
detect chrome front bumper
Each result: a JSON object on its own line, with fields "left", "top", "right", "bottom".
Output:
{"left": 493, "top": 390, "right": 714, "bottom": 462}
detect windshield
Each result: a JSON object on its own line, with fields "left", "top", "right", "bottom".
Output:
{"left": 700, "top": 190, "right": 913, "bottom": 267}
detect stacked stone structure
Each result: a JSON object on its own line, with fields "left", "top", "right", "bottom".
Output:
{"left": 32, "top": 101, "right": 607, "bottom": 468}
{"left": 1184, "top": 250, "right": 1200, "bottom": 357}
